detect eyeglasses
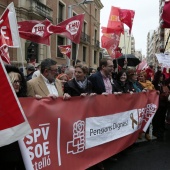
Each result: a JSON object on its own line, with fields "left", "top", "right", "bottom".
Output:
{"left": 107, "top": 65, "right": 114, "bottom": 68}
{"left": 48, "top": 68, "right": 58, "bottom": 72}
{"left": 13, "top": 80, "right": 21, "bottom": 84}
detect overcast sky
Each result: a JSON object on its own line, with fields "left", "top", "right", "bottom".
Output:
{"left": 100, "top": 0, "right": 159, "bottom": 56}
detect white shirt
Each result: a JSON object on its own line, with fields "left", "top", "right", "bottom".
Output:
{"left": 41, "top": 74, "right": 59, "bottom": 96}
{"left": 32, "top": 70, "right": 40, "bottom": 78}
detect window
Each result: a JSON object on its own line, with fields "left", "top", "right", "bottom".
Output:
{"left": 94, "top": 51, "right": 97, "bottom": 64}
{"left": 94, "top": 29, "right": 97, "bottom": 43}
{"left": 57, "top": 36, "right": 65, "bottom": 58}
{"left": 58, "top": 2, "right": 64, "bottom": 23}
{"left": 95, "top": 8, "right": 97, "bottom": 18}
{"left": 25, "top": 41, "right": 39, "bottom": 63}
{"left": 72, "top": 42, "right": 77, "bottom": 61}
{"left": 73, "top": 13, "right": 77, "bottom": 17}
{"left": 83, "top": 22, "right": 87, "bottom": 33}
{"left": 83, "top": 46, "right": 86, "bottom": 62}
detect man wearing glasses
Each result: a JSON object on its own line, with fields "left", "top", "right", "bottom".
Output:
{"left": 27, "top": 58, "right": 64, "bottom": 98}
{"left": 89, "top": 57, "right": 114, "bottom": 95}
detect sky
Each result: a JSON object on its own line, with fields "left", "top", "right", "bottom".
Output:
{"left": 100, "top": 0, "right": 159, "bottom": 56}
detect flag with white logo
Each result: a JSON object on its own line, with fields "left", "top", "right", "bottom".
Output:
{"left": 18, "top": 19, "right": 52, "bottom": 45}
{"left": 0, "top": 57, "right": 32, "bottom": 147}
{"left": 49, "top": 14, "right": 85, "bottom": 44}
{"left": 0, "top": 2, "right": 20, "bottom": 48}
{"left": 58, "top": 45, "right": 71, "bottom": 58}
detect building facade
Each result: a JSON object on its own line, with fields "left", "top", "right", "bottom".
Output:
{"left": 119, "top": 29, "right": 135, "bottom": 55}
{"left": 0, "top": 0, "right": 103, "bottom": 68}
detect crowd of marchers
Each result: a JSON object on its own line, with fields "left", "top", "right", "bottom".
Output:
{"left": 1, "top": 57, "right": 170, "bottom": 170}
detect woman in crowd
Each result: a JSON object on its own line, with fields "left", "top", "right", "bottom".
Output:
{"left": 127, "top": 68, "right": 146, "bottom": 93}
{"left": 64, "top": 65, "right": 95, "bottom": 96}
{"left": 0, "top": 65, "right": 27, "bottom": 170}
{"left": 112, "top": 69, "right": 131, "bottom": 94}
{"left": 152, "top": 70, "right": 169, "bottom": 139}
{"left": 138, "top": 70, "right": 155, "bottom": 140}
{"left": 56, "top": 73, "right": 69, "bottom": 89}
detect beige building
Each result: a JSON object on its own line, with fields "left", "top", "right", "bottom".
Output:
{"left": 0, "top": 0, "right": 103, "bottom": 69}
{"left": 119, "top": 29, "right": 135, "bottom": 55}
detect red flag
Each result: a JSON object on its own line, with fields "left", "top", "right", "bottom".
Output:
{"left": 0, "top": 58, "right": 32, "bottom": 146}
{"left": 58, "top": 45, "right": 71, "bottom": 58}
{"left": 162, "top": 1, "right": 170, "bottom": 28}
{"left": 107, "top": 46, "right": 122, "bottom": 59}
{"left": 101, "top": 26, "right": 124, "bottom": 34}
{"left": 0, "top": 45, "right": 10, "bottom": 64}
{"left": 136, "top": 60, "right": 148, "bottom": 72}
{"left": 106, "top": 6, "right": 124, "bottom": 34}
{"left": 18, "top": 19, "right": 52, "bottom": 45}
{"left": 101, "top": 31, "right": 121, "bottom": 49}
{"left": 49, "top": 14, "right": 85, "bottom": 44}
{"left": 119, "top": 9, "right": 135, "bottom": 34}
{"left": 0, "top": 2, "right": 20, "bottom": 48}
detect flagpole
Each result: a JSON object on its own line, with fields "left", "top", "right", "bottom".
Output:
{"left": 67, "top": 5, "right": 73, "bottom": 66}
{"left": 123, "top": 30, "right": 127, "bottom": 61}
{"left": 75, "top": 44, "right": 80, "bottom": 63}
{"left": 48, "top": 45, "right": 51, "bottom": 58}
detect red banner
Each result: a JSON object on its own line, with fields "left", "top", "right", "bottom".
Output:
{"left": 19, "top": 91, "right": 159, "bottom": 170}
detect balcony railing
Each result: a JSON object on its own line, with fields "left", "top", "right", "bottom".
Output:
{"left": 94, "top": 40, "right": 100, "bottom": 48}
{"left": 80, "top": 32, "right": 90, "bottom": 43}
{"left": 28, "top": 0, "right": 53, "bottom": 21}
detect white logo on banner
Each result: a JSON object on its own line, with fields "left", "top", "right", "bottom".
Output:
{"left": 32, "top": 23, "right": 45, "bottom": 37}
{"left": 24, "top": 123, "right": 51, "bottom": 169}
{"left": 66, "top": 20, "right": 80, "bottom": 35}
{"left": 67, "top": 120, "right": 85, "bottom": 154}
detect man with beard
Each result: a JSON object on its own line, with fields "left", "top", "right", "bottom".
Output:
{"left": 27, "top": 58, "right": 63, "bottom": 98}
{"left": 89, "top": 57, "right": 114, "bottom": 95}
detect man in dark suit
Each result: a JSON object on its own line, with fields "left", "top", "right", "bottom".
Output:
{"left": 89, "top": 57, "right": 114, "bottom": 94}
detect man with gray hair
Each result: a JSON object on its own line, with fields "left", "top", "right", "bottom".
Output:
{"left": 65, "top": 66, "right": 75, "bottom": 80}
{"left": 27, "top": 58, "right": 70, "bottom": 99}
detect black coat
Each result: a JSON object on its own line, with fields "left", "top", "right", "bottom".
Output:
{"left": 112, "top": 80, "right": 131, "bottom": 93}
{"left": 64, "top": 78, "right": 93, "bottom": 96}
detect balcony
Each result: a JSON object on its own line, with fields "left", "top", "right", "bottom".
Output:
{"left": 80, "top": 32, "right": 90, "bottom": 43}
{"left": 28, "top": 0, "right": 53, "bottom": 21}
{"left": 94, "top": 40, "right": 100, "bottom": 48}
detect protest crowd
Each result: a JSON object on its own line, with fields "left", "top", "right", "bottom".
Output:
{"left": 1, "top": 1, "right": 170, "bottom": 170}
{"left": 1, "top": 56, "right": 170, "bottom": 170}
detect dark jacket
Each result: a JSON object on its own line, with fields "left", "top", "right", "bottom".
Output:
{"left": 88, "top": 71, "right": 107, "bottom": 94}
{"left": 112, "top": 80, "right": 131, "bottom": 93}
{"left": 64, "top": 78, "right": 93, "bottom": 96}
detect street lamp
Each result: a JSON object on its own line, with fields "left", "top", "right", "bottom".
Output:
{"left": 67, "top": 0, "right": 94, "bottom": 66}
